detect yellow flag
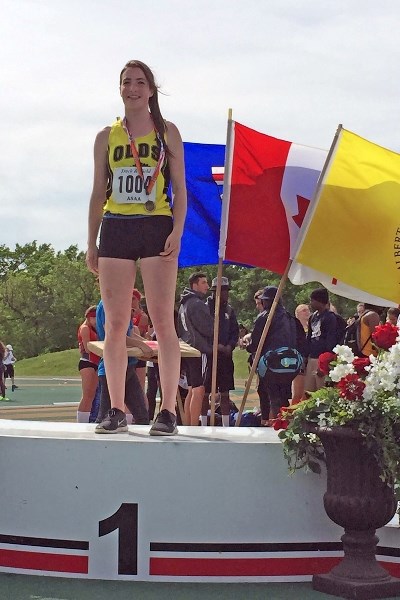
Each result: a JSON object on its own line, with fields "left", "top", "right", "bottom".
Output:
{"left": 296, "top": 128, "right": 400, "bottom": 304}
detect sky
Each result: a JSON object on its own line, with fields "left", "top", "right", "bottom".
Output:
{"left": 1, "top": 0, "right": 400, "bottom": 253}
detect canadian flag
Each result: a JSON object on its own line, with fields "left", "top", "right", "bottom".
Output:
{"left": 222, "top": 121, "right": 326, "bottom": 272}
{"left": 221, "top": 122, "right": 396, "bottom": 306}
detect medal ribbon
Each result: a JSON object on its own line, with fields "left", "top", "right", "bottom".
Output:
{"left": 122, "top": 117, "right": 165, "bottom": 197}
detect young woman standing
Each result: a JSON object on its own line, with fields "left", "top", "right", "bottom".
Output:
{"left": 86, "top": 60, "right": 186, "bottom": 435}
{"left": 77, "top": 306, "right": 100, "bottom": 422}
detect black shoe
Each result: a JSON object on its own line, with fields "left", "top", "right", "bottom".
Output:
{"left": 95, "top": 408, "right": 128, "bottom": 434}
{"left": 149, "top": 409, "right": 178, "bottom": 436}
{"left": 12, "top": 385, "right": 18, "bottom": 391}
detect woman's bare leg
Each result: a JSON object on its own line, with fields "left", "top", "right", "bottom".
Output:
{"left": 78, "top": 367, "right": 99, "bottom": 411}
{"left": 140, "top": 256, "right": 180, "bottom": 414}
{"left": 98, "top": 257, "right": 136, "bottom": 412}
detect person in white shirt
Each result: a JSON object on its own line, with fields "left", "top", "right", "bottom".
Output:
{"left": 3, "top": 344, "right": 18, "bottom": 391}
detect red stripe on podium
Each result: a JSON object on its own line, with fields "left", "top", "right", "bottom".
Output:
{"left": 0, "top": 549, "right": 88, "bottom": 573}
{"left": 150, "top": 556, "right": 341, "bottom": 576}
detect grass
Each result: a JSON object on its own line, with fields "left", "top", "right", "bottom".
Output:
{"left": 16, "top": 349, "right": 80, "bottom": 377}
{"left": 16, "top": 347, "right": 251, "bottom": 379}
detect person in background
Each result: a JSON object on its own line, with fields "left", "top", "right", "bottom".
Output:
{"left": 178, "top": 272, "right": 214, "bottom": 426}
{"left": 291, "top": 304, "right": 311, "bottom": 404}
{"left": 304, "top": 288, "right": 337, "bottom": 394}
{"left": 3, "top": 344, "right": 18, "bottom": 391}
{"left": 356, "top": 302, "right": 365, "bottom": 318}
{"left": 95, "top": 299, "right": 149, "bottom": 431}
{"left": 131, "top": 288, "right": 149, "bottom": 396}
{"left": 77, "top": 306, "right": 100, "bottom": 422}
{"left": 358, "top": 304, "right": 381, "bottom": 357}
{"left": 295, "top": 304, "right": 311, "bottom": 332}
{"left": 242, "top": 288, "right": 270, "bottom": 425}
{"left": 246, "top": 286, "right": 305, "bottom": 421}
{"left": 86, "top": 60, "right": 186, "bottom": 436}
{"left": 202, "top": 277, "right": 239, "bottom": 427}
{"left": 386, "top": 307, "right": 400, "bottom": 326}
{"left": 0, "top": 341, "right": 9, "bottom": 402}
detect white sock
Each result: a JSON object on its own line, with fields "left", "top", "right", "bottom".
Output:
{"left": 77, "top": 411, "right": 90, "bottom": 423}
{"left": 200, "top": 415, "right": 208, "bottom": 426}
{"left": 126, "top": 414, "right": 133, "bottom": 424}
{"left": 222, "top": 415, "right": 230, "bottom": 427}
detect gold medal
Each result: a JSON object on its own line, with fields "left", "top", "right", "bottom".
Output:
{"left": 145, "top": 200, "right": 155, "bottom": 212}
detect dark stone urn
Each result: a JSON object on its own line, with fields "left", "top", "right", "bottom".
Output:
{"left": 312, "top": 426, "right": 400, "bottom": 599}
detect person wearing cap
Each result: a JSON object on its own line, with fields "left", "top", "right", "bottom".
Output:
{"left": 3, "top": 344, "right": 18, "bottom": 391}
{"left": 178, "top": 272, "right": 214, "bottom": 426}
{"left": 246, "top": 286, "right": 306, "bottom": 422}
{"left": 77, "top": 305, "right": 100, "bottom": 422}
{"left": 304, "top": 287, "right": 338, "bottom": 393}
{"left": 202, "top": 277, "right": 239, "bottom": 427}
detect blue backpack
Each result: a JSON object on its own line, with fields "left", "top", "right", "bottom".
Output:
{"left": 257, "top": 346, "right": 303, "bottom": 383}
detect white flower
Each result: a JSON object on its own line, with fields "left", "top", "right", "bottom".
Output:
{"left": 334, "top": 345, "right": 355, "bottom": 364}
{"left": 330, "top": 362, "right": 355, "bottom": 382}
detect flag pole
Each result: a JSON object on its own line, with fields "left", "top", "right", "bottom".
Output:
{"left": 235, "top": 260, "right": 292, "bottom": 426}
{"left": 210, "top": 108, "right": 234, "bottom": 427}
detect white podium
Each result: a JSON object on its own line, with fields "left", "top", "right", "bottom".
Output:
{"left": 0, "top": 421, "right": 399, "bottom": 581}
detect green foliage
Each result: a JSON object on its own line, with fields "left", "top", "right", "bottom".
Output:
{"left": 0, "top": 242, "right": 99, "bottom": 359}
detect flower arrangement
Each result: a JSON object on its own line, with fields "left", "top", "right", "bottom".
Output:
{"left": 276, "top": 322, "right": 400, "bottom": 492}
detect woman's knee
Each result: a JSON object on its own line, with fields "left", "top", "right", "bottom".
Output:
{"left": 105, "top": 316, "right": 129, "bottom": 337}
{"left": 151, "top": 315, "right": 177, "bottom": 339}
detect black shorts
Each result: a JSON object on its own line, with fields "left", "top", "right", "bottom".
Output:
{"left": 98, "top": 215, "right": 173, "bottom": 261}
{"left": 78, "top": 359, "right": 98, "bottom": 372}
{"left": 182, "top": 357, "right": 205, "bottom": 388}
{"left": 4, "top": 364, "right": 14, "bottom": 378}
{"left": 204, "top": 353, "right": 235, "bottom": 394}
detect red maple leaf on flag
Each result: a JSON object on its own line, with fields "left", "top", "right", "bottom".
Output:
{"left": 292, "top": 195, "right": 310, "bottom": 228}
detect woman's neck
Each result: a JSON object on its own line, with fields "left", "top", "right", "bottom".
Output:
{"left": 124, "top": 110, "right": 153, "bottom": 137}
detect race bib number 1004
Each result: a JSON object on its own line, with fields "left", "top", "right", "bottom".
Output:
{"left": 112, "top": 167, "right": 156, "bottom": 205}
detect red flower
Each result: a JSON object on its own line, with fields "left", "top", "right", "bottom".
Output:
{"left": 318, "top": 352, "right": 337, "bottom": 376}
{"left": 337, "top": 373, "right": 365, "bottom": 401}
{"left": 273, "top": 417, "right": 288, "bottom": 430}
{"left": 372, "top": 323, "right": 398, "bottom": 350}
{"left": 352, "top": 357, "right": 371, "bottom": 376}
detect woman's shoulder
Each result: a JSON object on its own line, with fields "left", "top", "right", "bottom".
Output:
{"left": 96, "top": 126, "right": 112, "bottom": 141}
{"left": 165, "top": 121, "right": 182, "bottom": 142}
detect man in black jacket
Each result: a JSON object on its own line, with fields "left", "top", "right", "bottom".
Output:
{"left": 247, "top": 286, "right": 306, "bottom": 422}
{"left": 304, "top": 287, "right": 338, "bottom": 393}
{"left": 178, "top": 272, "right": 214, "bottom": 425}
{"left": 202, "top": 277, "right": 239, "bottom": 427}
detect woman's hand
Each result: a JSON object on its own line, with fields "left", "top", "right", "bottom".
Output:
{"left": 159, "top": 228, "right": 181, "bottom": 260}
{"left": 86, "top": 246, "right": 99, "bottom": 274}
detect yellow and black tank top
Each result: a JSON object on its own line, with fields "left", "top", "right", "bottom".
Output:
{"left": 104, "top": 119, "right": 172, "bottom": 217}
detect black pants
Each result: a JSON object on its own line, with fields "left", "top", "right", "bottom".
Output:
{"left": 262, "top": 376, "right": 292, "bottom": 419}
{"left": 257, "top": 376, "right": 271, "bottom": 421}
{"left": 146, "top": 364, "right": 160, "bottom": 421}
{"left": 98, "top": 365, "right": 149, "bottom": 424}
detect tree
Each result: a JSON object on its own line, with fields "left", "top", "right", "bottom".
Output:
{"left": 0, "top": 243, "right": 99, "bottom": 359}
